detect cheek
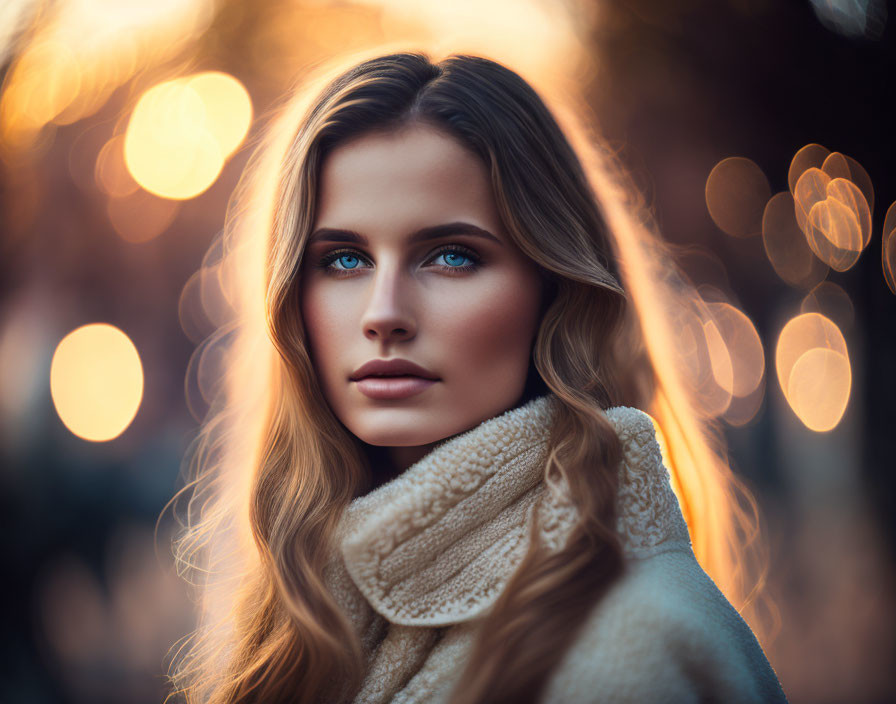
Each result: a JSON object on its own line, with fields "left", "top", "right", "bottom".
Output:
{"left": 299, "top": 283, "right": 348, "bottom": 376}
{"left": 433, "top": 275, "right": 541, "bottom": 375}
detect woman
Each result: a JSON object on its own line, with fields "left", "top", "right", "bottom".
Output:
{"left": 166, "top": 50, "right": 789, "bottom": 703}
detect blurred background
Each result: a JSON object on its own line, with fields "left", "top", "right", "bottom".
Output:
{"left": 1, "top": 0, "right": 894, "bottom": 702}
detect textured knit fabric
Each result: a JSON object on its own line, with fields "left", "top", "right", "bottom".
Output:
{"left": 323, "top": 394, "right": 789, "bottom": 703}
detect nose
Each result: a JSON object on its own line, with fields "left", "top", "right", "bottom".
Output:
{"left": 359, "top": 262, "right": 417, "bottom": 343}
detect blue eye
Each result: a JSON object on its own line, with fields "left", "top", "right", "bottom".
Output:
{"left": 335, "top": 254, "right": 361, "bottom": 269}
{"left": 316, "top": 244, "right": 480, "bottom": 276}
{"left": 430, "top": 245, "right": 480, "bottom": 272}
{"left": 438, "top": 251, "right": 472, "bottom": 267}
{"left": 317, "top": 250, "right": 371, "bottom": 273}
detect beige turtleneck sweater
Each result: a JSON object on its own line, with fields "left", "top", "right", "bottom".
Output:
{"left": 323, "top": 394, "right": 789, "bottom": 703}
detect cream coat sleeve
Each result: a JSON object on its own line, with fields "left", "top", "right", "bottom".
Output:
{"left": 543, "top": 544, "right": 789, "bottom": 704}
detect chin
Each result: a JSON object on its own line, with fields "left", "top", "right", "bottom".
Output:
{"left": 348, "top": 414, "right": 445, "bottom": 448}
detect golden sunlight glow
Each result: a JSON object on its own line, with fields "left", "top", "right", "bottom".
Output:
{"left": 703, "top": 318, "right": 734, "bottom": 395}
{"left": 245, "top": 0, "right": 590, "bottom": 104}
{"left": 646, "top": 412, "right": 683, "bottom": 505}
{"left": 762, "top": 191, "right": 828, "bottom": 288}
{"left": 775, "top": 313, "right": 851, "bottom": 430}
{"left": 0, "top": 0, "right": 215, "bottom": 153}
{"left": 50, "top": 323, "right": 144, "bottom": 442}
{"left": 360, "top": 0, "right": 582, "bottom": 82}
{"left": 0, "top": 39, "right": 82, "bottom": 144}
{"left": 0, "top": 1, "right": 34, "bottom": 67}
{"left": 123, "top": 71, "right": 252, "bottom": 199}
{"left": 705, "top": 157, "right": 771, "bottom": 237}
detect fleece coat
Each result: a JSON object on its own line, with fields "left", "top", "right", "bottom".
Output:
{"left": 323, "top": 394, "right": 789, "bottom": 703}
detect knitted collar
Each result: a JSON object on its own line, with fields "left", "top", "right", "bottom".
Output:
{"left": 337, "top": 394, "right": 691, "bottom": 628}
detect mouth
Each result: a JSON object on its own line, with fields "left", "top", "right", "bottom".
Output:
{"left": 349, "top": 358, "right": 439, "bottom": 382}
{"left": 349, "top": 358, "right": 440, "bottom": 399}
{"left": 357, "top": 374, "right": 422, "bottom": 379}
{"left": 351, "top": 374, "right": 439, "bottom": 400}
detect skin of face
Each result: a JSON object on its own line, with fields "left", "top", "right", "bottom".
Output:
{"left": 299, "top": 123, "right": 544, "bottom": 472}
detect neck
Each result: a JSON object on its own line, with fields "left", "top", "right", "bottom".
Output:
{"left": 357, "top": 441, "right": 440, "bottom": 495}
{"left": 386, "top": 443, "right": 440, "bottom": 474}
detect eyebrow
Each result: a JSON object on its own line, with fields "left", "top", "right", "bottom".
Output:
{"left": 307, "top": 221, "right": 503, "bottom": 247}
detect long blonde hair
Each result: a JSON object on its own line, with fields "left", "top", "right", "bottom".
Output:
{"left": 165, "top": 48, "right": 772, "bottom": 704}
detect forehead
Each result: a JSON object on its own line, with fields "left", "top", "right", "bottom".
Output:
{"left": 314, "top": 124, "right": 499, "bottom": 229}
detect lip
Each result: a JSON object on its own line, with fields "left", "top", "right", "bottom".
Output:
{"left": 354, "top": 376, "right": 437, "bottom": 400}
{"left": 349, "top": 358, "right": 440, "bottom": 401}
{"left": 349, "top": 358, "right": 439, "bottom": 381}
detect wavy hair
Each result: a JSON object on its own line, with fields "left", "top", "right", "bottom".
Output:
{"left": 164, "top": 48, "right": 772, "bottom": 704}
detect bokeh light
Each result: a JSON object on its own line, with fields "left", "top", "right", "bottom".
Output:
{"left": 123, "top": 71, "right": 252, "bottom": 200}
{"left": 883, "top": 201, "right": 896, "bottom": 294}
{"left": 36, "top": 525, "right": 194, "bottom": 700}
{"left": 95, "top": 135, "right": 139, "bottom": 198}
{"left": 184, "top": 72, "right": 253, "bottom": 156}
{"left": 668, "top": 302, "right": 725, "bottom": 413}
{"left": 0, "top": 0, "right": 216, "bottom": 153}
{"left": 723, "top": 373, "right": 767, "bottom": 428}
{"left": 787, "top": 347, "right": 851, "bottom": 432}
{"left": 705, "top": 156, "right": 771, "bottom": 237}
{"left": 665, "top": 292, "right": 765, "bottom": 420}
{"left": 809, "top": 0, "right": 887, "bottom": 40}
{"left": 49, "top": 323, "right": 144, "bottom": 442}
{"left": 788, "top": 143, "right": 830, "bottom": 194}
{"left": 762, "top": 191, "right": 829, "bottom": 289}
{"left": 106, "top": 188, "right": 179, "bottom": 243}
{"left": 794, "top": 169, "right": 870, "bottom": 271}
{"left": 822, "top": 151, "right": 874, "bottom": 216}
{"left": 705, "top": 301, "right": 765, "bottom": 399}
{"left": 775, "top": 312, "right": 851, "bottom": 431}
{"left": 703, "top": 316, "right": 733, "bottom": 397}
{"left": 800, "top": 281, "right": 855, "bottom": 333}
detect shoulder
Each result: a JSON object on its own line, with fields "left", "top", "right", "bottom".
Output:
{"left": 604, "top": 405, "right": 658, "bottom": 445}
{"left": 537, "top": 405, "right": 789, "bottom": 702}
{"left": 536, "top": 404, "right": 692, "bottom": 556}
{"left": 543, "top": 546, "right": 789, "bottom": 704}
{"left": 606, "top": 405, "right": 693, "bottom": 556}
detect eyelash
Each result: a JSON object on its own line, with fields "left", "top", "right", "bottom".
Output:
{"left": 315, "top": 244, "right": 481, "bottom": 277}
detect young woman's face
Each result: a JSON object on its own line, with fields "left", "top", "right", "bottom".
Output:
{"left": 300, "top": 124, "right": 544, "bottom": 467}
